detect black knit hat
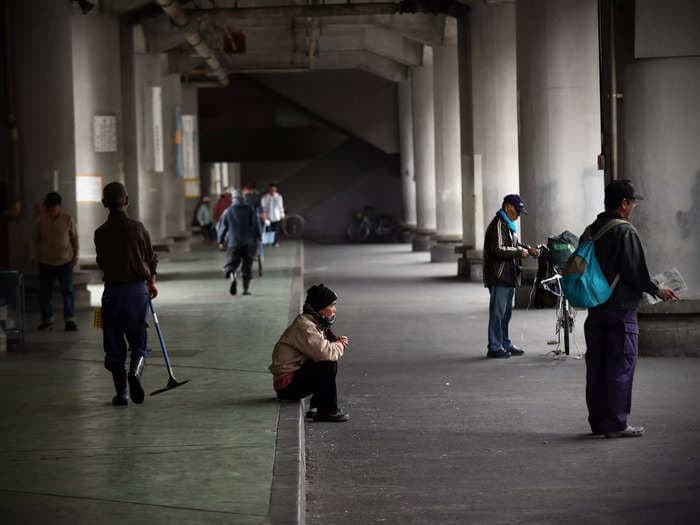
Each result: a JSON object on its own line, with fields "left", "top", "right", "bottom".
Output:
{"left": 102, "top": 182, "right": 128, "bottom": 207}
{"left": 305, "top": 284, "right": 338, "bottom": 312}
{"left": 43, "top": 192, "right": 62, "bottom": 207}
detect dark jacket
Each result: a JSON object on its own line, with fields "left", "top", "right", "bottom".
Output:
{"left": 217, "top": 198, "right": 262, "bottom": 248}
{"left": 94, "top": 210, "right": 158, "bottom": 284}
{"left": 483, "top": 212, "right": 522, "bottom": 288}
{"left": 587, "top": 211, "right": 661, "bottom": 311}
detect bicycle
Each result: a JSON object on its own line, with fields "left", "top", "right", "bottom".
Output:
{"left": 346, "top": 206, "right": 400, "bottom": 242}
{"left": 535, "top": 245, "right": 577, "bottom": 357}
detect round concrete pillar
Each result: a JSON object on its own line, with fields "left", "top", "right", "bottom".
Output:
{"left": 517, "top": 0, "right": 602, "bottom": 245}
{"left": 411, "top": 47, "right": 437, "bottom": 252}
{"left": 431, "top": 21, "right": 463, "bottom": 263}
{"left": 398, "top": 75, "right": 417, "bottom": 235}
{"left": 472, "top": 0, "right": 519, "bottom": 248}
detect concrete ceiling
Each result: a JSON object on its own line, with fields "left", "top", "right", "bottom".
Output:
{"left": 103, "top": 1, "right": 464, "bottom": 83}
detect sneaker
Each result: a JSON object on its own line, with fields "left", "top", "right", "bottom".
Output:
{"left": 605, "top": 425, "right": 645, "bottom": 438}
{"left": 229, "top": 278, "right": 237, "bottom": 295}
{"left": 486, "top": 349, "right": 511, "bottom": 359}
{"left": 313, "top": 411, "right": 350, "bottom": 423}
{"left": 506, "top": 345, "right": 524, "bottom": 356}
{"left": 243, "top": 289, "right": 251, "bottom": 296}
{"left": 38, "top": 320, "right": 54, "bottom": 331}
{"left": 65, "top": 321, "right": 78, "bottom": 331}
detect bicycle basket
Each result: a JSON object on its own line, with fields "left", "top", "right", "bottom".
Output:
{"left": 546, "top": 231, "right": 578, "bottom": 269}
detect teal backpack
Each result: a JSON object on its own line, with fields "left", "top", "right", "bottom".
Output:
{"left": 560, "top": 219, "right": 627, "bottom": 308}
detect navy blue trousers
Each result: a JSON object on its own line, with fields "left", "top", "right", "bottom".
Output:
{"left": 584, "top": 309, "right": 639, "bottom": 433}
{"left": 101, "top": 281, "right": 150, "bottom": 373}
{"left": 487, "top": 286, "right": 514, "bottom": 352}
{"left": 39, "top": 262, "right": 75, "bottom": 322}
{"left": 276, "top": 361, "right": 339, "bottom": 415}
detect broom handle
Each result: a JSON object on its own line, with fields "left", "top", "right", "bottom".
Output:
{"left": 148, "top": 299, "right": 174, "bottom": 372}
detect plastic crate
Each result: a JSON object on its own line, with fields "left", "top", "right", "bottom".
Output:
{"left": 0, "top": 271, "right": 25, "bottom": 349}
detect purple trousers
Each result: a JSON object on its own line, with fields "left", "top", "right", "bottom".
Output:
{"left": 584, "top": 308, "right": 639, "bottom": 433}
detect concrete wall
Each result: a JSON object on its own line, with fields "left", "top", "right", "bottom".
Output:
{"left": 256, "top": 70, "right": 399, "bottom": 155}
{"left": 71, "top": 14, "right": 123, "bottom": 259}
{"left": 242, "top": 142, "right": 402, "bottom": 242}
{"left": 623, "top": 58, "right": 700, "bottom": 294}
{"left": 8, "top": 0, "right": 76, "bottom": 268}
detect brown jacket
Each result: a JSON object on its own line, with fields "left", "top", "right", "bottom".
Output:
{"left": 34, "top": 212, "right": 79, "bottom": 266}
{"left": 94, "top": 210, "right": 158, "bottom": 284}
{"left": 270, "top": 313, "right": 345, "bottom": 387}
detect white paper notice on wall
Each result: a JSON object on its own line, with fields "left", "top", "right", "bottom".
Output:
{"left": 182, "top": 115, "right": 197, "bottom": 179}
{"left": 152, "top": 87, "right": 164, "bottom": 172}
{"left": 184, "top": 178, "right": 201, "bottom": 198}
{"left": 76, "top": 174, "right": 104, "bottom": 203}
{"left": 93, "top": 115, "right": 118, "bottom": 153}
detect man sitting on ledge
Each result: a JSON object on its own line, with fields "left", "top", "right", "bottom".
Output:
{"left": 270, "top": 284, "right": 350, "bottom": 422}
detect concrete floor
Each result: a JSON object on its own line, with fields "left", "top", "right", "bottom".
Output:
{"left": 0, "top": 242, "right": 299, "bottom": 524}
{"left": 303, "top": 243, "right": 700, "bottom": 525}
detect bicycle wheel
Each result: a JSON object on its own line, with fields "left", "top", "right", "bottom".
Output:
{"left": 346, "top": 220, "right": 370, "bottom": 242}
{"left": 562, "top": 300, "right": 571, "bottom": 355}
{"left": 281, "top": 215, "right": 305, "bottom": 239}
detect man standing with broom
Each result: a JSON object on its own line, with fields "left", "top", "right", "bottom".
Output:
{"left": 95, "top": 182, "right": 158, "bottom": 406}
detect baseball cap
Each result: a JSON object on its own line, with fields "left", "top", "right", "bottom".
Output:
{"left": 502, "top": 194, "right": 528, "bottom": 215}
{"left": 604, "top": 179, "right": 644, "bottom": 209}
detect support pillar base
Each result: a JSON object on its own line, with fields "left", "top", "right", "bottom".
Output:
{"left": 412, "top": 234, "right": 435, "bottom": 252}
{"left": 457, "top": 249, "right": 483, "bottom": 281}
{"left": 430, "top": 241, "right": 462, "bottom": 263}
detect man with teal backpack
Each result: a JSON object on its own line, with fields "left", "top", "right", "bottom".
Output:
{"left": 571, "top": 180, "right": 678, "bottom": 438}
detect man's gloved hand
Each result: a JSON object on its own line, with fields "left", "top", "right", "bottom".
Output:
{"left": 660, "top": 288, "right": 680, "bottom": 301}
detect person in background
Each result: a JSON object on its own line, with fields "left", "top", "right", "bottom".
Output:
{"left": 213, "top": 188, "right": 233, "bottom": 223}
{"left": 33, "top": 192, "right": 79, "bottom": 331}
{"left": 260, "top": 183, "right": 285, "bottom": 247}
{"left": 195, "top": 197, "right": 216, "bottom": 240}
{"left": 217, "top": 189, "right": 261, "bottom": 296}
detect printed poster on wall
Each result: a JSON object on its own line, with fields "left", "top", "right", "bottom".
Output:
{"left": 151, "top": 87, "right": 164, "bottom": 172}
{"left": 182, "top": 115, "right": 197, "bottom": 179}
{"left": 184, "top": 178, "right": 201, "bottom": 198}
{"left": 93, "top": 115, "right": 117, "bottom": 152}
{"left": 76, "top": 174, "right": 104, "bottom": 203}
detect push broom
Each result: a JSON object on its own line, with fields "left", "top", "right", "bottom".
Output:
{"left": 148, "top": 298, "right": 190, "bottom": 396}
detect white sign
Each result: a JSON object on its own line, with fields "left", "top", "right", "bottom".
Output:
{"left": 152, "top": 87, "right": 164, "bottom": 172}
{"left": 93, "top": 115, "right": 118, "bottom": 152}
{"left": 76, "top": 175, "right": 104, "bottom": 203}
{"left": 184, "top": 178, "right": 201, "bottom": 198}
{"left": 182, "top": 115, "right": 197, "bottom": 179}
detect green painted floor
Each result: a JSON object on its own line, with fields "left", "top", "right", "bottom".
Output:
{"left": 0, "top": 242, "right": 298, "bottom": 524}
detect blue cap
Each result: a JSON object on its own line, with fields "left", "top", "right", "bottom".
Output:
{"left": 502, "top": 194, "right": 528, "bottom": 215}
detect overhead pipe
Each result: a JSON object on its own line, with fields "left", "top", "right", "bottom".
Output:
{"left": 155, "top": 0, "right": 228, "bottom": 85}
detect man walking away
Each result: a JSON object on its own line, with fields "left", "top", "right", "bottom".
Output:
{"left": 584, "top": 180, "right": 677, "bottom": 438}
{"left": 34, "top": 192, "right": 79, "bottom": 331}
{"left": 94, "top": 183, "right": 158, "bottom": 407}
{"left": 260, "top": 183, "right": 285, "bottom": 247}
{"left": 218, "top": 190, "right": 261, "bottom": 296}
{"left": 483, "top": 194, "right": 539, "bottom": 358}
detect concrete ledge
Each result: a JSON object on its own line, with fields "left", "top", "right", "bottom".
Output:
{"left": 638, "top": 299, "right": 700, "bottom": 357}
{"left": 269, "top": 241, "right": 306, "bottom": 525}
{"left": 412, "top": 234, "right": 434, "bottom": 252}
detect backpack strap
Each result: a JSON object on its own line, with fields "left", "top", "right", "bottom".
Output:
{"left": 590, "top": 218, "right": 628, "bottom": 288}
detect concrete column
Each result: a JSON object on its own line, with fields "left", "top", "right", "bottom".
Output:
{"left": 161, "top": 74, "right": 187, "bottom": 240}
{"left": 517, "top": 0, "right": 603, "bottom": 246}
{"left": 411, "top": 46, "right": 437, "bottom": 252}
{"left": 398, "top": 74, "right": 417, "bottom": 235}
{"left": 472, "top": 0, "right": 519, "bottom": 244}
{"left": 431, "top": 19, "right": 463, "bottom": 263}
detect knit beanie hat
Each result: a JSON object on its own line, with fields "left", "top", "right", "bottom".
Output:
{"left": 305, "top": 284, "right": 338, "bottom": 312}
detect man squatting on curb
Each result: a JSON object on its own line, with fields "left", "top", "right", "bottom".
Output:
{"left": 95, "top": 182, "right": 158, "bottom": 407}
{"left": 270, "top": 284, "right": 351, "bottom": 422}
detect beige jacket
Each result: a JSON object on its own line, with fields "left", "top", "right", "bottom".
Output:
{"left": 269, "top": 313, "right": 345, "bottom": 384}
{"left": 34, "top": 212, "right": 79, "bottom": 266}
